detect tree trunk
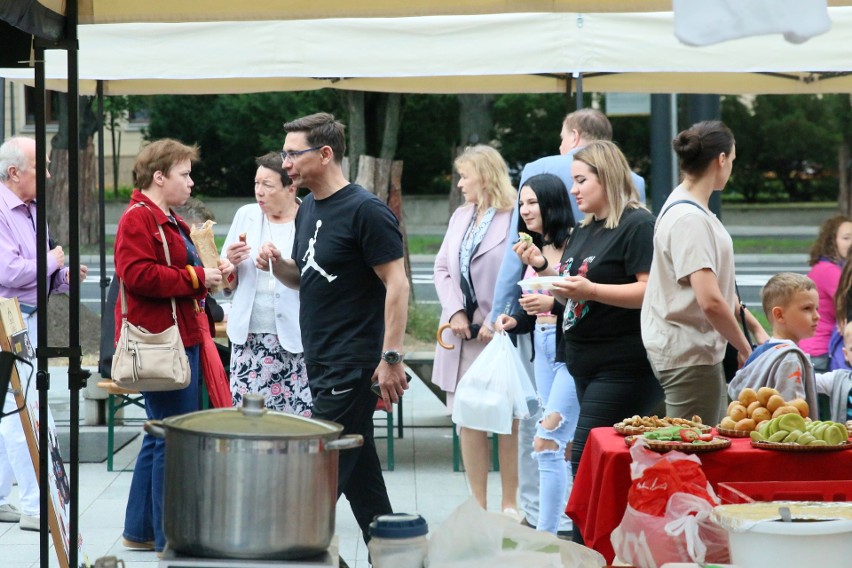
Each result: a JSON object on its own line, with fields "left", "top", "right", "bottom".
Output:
{"left": 458, "top": 94, "right": 496, "bottom": 147}
{"left": 46, "top": 95, "right": 99, "bottom": 246}
{"left": 449, "top": 95, "right": 496, "bottom": 214}
{"left": 346, "top": 91, "right": 366, "bottom": 182}
{"left": 840, "top": 142, "right": 852, "bottom": 216}
{"left": 379, "top": 93, "right": 402, "bottom": 161}
{"left": 355, "top": 156, "right": 414, "bottom": 301}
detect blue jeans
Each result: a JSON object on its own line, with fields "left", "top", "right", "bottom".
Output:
{"left": 123, "top": 345, "right": 200, "bottom": 551}
{"left": 532, "top": 323, "right": 579, "bottom": 534}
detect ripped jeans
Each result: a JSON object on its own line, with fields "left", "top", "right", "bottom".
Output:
{"left": 533, "top": 323, "right": 580, "bottom": 534}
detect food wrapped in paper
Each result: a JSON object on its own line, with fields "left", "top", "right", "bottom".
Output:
{"left": 189, "top": 220, "right": 224, "bottom": 293}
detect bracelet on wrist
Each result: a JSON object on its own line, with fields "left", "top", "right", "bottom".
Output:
{"left": 186, "top": 265, "right": 200, "bottom": 289}
{"left": 533, "top": 258, "right": 549, "bottom": 272}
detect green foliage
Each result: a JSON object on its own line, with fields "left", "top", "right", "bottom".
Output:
{"left": 396, "top": 95, "right": 459, "bottom": 194}
{"left": 493, "top": 94, "right": 569, "bottom": 180}
{"left": 107, "top": 185, "right": 135, "bottom": 200}
{"left": 139, "top": 91, "right": 851, "bottom": 204}
{"left": 407, "top": 234, "right": 444, "bottom": 255}
{"left": 406, "top": 302, "right": 441, "bottom": 344}
{"left": 751, "top": 309, "right": 770, "bottom": 336}
{"left": 732, "top": 237, "right": 811, "bottom": 254}
{"left": 145, "top": 92, "right": 345, "bottom": 197}
{"left": 607, "top": 114, "right": 651, "bottom": 183}
{"left": 721, "top": 94, "right": 847, "bottom": 203}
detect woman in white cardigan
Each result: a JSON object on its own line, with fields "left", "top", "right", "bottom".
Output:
{"left": 222, "top": 152, "right": 311, "bottom": 415}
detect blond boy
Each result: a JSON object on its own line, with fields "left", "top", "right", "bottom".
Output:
{"left": 728, "top": 272, "right": 820, "bottom": 419}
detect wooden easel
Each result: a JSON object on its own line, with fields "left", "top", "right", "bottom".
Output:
{"left": 0, "top": 297, "right": 86, "bottom": 568}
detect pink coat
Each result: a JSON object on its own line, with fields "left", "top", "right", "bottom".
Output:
{"left": 432, "top": 205, "right": 512, "bottom": 393}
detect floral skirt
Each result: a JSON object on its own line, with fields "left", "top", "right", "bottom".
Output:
{"left": 230, "top": 333, "right": 312, "bottom": 416}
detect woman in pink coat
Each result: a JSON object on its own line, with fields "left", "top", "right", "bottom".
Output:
{"left": 433, "top": 145, "right": 517, "bottom": 515}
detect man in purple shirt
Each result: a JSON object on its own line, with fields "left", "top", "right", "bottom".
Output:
{"left": 0, "top": 136, "right": 88, "bottom": 531}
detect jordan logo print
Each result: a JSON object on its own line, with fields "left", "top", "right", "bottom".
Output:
{"left": 301, "top": 220, "right": 338, "bottom": 282}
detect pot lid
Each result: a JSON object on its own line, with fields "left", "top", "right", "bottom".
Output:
{"left": 369, "top": 513, "right": 429, "bottom": 538}
{"left": 164, "top": 394, "right": 343, "bottom": 438}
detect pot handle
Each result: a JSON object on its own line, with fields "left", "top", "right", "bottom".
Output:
{"left": 144, "top": 420, "right": 167, "bottom": 439}
{"left": 325, "top": 434, "right": 364, "bottom": 451}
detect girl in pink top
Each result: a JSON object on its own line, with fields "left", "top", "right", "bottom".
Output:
{"left": 800, "top": 215, "right": 852, "bottom": 371}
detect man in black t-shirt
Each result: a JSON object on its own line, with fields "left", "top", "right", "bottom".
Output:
{"left": 259, "top": 113, "right": 409, "bottom": 544}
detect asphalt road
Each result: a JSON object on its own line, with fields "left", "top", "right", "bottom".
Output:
{"left": 78, "top": 255, "right": 809, "bottom": 317}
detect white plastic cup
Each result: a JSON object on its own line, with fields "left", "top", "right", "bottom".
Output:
{"left": 368, "top": 513, "right": 429, "bottom": 568}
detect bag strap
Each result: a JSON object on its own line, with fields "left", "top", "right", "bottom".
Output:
{"left": 118, "top": 203, "right": 179, "bottom": 325}
{"left": 658, "top": 199, "right": 707, "bottom": 221}
{"left": 657, "top": 198, "right": 755, "bottom": 347}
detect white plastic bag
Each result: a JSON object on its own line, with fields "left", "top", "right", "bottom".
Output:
{"left": 451, "top": 332, "right": 535, "bottom": 434}
{"left": 428, "top": 498, "right": 605, "bottom": 568}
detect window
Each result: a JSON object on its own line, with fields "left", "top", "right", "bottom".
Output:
{"left": 24, "top": 86, "right": 61, "bottom": 125}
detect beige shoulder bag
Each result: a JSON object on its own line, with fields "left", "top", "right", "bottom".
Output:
{"left": 111, "top": 221, "right": 191, "bottom": 391}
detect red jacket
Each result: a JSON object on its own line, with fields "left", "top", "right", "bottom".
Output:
{"left": 114, "top": 190, "right": 208, "bottom": 347}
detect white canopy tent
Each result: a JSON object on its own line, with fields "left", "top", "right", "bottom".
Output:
{"left": 4, "top": 9, "right": 852, "bottom": 95}
{"left": 68, "top": 1, "right": 699, "bottom": 23}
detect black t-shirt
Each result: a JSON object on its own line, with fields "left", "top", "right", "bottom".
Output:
{"left": 292, "top": 184, "right": 403, "bottom": 367}
{"left": 560, "top": 206, "right": 655, "bottom": 377}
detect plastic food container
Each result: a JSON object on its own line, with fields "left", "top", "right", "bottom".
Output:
{"left": 714, "top": 503, "right": 852, "bottom": 568}
{"left": 368, "top": 513, "right": 429, "bottom": 568}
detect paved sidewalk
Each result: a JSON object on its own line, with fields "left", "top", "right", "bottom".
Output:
{"left": 1, "top": 367, "right": 504, "bottom": 568}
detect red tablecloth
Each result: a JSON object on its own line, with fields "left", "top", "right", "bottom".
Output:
{"left": 566, "top": 426, "right": 852, "bottom": 563}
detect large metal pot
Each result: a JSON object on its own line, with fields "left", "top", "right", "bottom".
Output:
{"left": 144, "top": 394, "right": 362, "bottom": 559}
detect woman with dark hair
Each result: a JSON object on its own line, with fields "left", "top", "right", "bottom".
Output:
{"left": 222, "top": 152, "right": 311, "bottom": 415}
{"left": 642, "top": 121, "right": 767, "bottom": 425}
{"left": 801, "top": 215, "right": 852, "bottom": 371}
{"left": 494, "top": 173, "right": 579, "bottom": 535}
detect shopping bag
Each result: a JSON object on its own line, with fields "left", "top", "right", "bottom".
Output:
{"left": 611, "top": 442, "right": 730, "bottom": 568}
{"left": 451, "top": 332, "right": 534, "bottom": 434}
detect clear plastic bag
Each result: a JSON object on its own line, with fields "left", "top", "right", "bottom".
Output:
{"left": 428, "top": 498, "right": 605, "bottom": 568}
{"left": 451, "top": 332, "right": 535, "bottom": 434}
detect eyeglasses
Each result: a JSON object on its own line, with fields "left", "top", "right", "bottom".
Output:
{"left": 280, "top": 147, "right": 322, "bottom": 162}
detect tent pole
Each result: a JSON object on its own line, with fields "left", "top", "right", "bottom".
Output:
{"left": 650, "top": 94, "right": 675, "bottom": 214}
{"left": 0, "top": 78, "right": 5, "bottom": 143}
{"left": 670, "top": 95, "right": 679, "bottom": 187}
{"left": 34, "top": 41, "right": 50, "bottom": 568}
{"left": 575, "top": 72, "right": 584, "bottom": 110}
{"left": 9, "top": 84, "right": 15, "bottom": 136}
{"left": 65, "top": 0, "right": 84, "bottom": 565}
{"left": 97, "top": 81, "right": 106, "bottom": 319}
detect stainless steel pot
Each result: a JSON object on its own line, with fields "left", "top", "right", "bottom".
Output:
{"left": 144, "top": 394, "right": 362, "bottom": 560}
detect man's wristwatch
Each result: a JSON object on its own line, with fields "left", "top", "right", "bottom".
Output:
{"left": 381, "top": 350, "right": 403, "bottom": 365}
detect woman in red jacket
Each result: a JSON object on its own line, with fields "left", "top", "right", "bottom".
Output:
{"left": 115, "top": 139, "right": 232, "bottom": 555}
